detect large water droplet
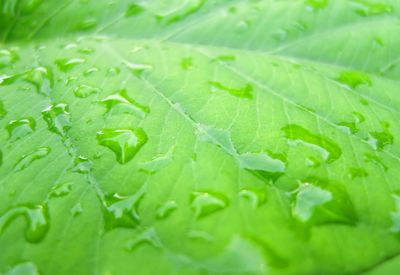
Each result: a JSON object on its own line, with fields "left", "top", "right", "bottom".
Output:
{"left": 42, "top": 103, "right": 71, "bottom": 138}
{"left": 282, "top": 124, "right": 342, "bottom": 163}
{"left": 336, "top": 71, "right": 372, "bottom": 89}
{"left": 190, "top": 191, "right": 228, "bottom": 219}
{"left": 0, "top": 204, "right": 49, "bottom": 243}
{"left": 156, "top": 200, "right": 177, "bottom": 219}
{"left": 73, "top": 84, "right": 100, "bottom": 98}
{"left": 23, "top": 66, "right": 53, "bottom": 96}
{"left": 366, "top": 127, "right": 393, "bottom": 151}
{"left": 55, "top": 58, "right": 86, "bottom": 72}
{"left": 6, "top": 117, "right": 36, "bottom": 141}
{"left": 100, "top": 89, "right": 149, "bottom": 118}
{"left": 0, "top": 49, "right": 18, "bottom": 68}
{"left": 209, "top": 81, "right": 253, "bottom": 99}
{"left": 97, "top": 128, "right": 148, "bottom": 164}
{"left": 292, "top": 178, "right": 356, "bottom": 225}
{"left": 103, "top": 184, "right": 146, "bottom": 230}
{"left": 14, "top": 147, "right": 51, "bottom": 171}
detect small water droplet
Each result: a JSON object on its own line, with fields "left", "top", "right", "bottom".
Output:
{"left": 0, "top": 204, "right": 49, "bottom": 243}
{"left": 14, "top": 147, "right": 51, "bottom": 171}
{"left": 271, "top": 29, "right": 287, "bottom": 42}
{"left": 156, "top": 0, "right": 206, "bottom": 25}
{"left": 190, "top": 191, "right": 228, "bottom": 219}
{"left": 366, "top": 126, "right": 393, "bottom": 151}
{"left": 73, "top": 84, "right": 100, "bottom": 98}
{"left": 125, "top": 3, "right": 144, "bottom": 17}
{"left": 209, "top": 81, "right": 253, "bottom": 99}
{"left": 100, "top": 89, "right": 149, "bottom": 118}
{"left": 103, "top": 184, "right": 146, "bottom": 230}
{"left": 239, "top": 188, "right": 266, "bottom": 208}
{"left": 107, "top": 67, "right": 121, "bottom": 76}
{"left": 305, "top": 0, "right": 329, "bottom": 11}
{"left": 50, "top": 182, "right": 73, "bottom": 198}
{"left": 42, "top": 103, "right": 71, "bottom": 138}
{"left": 0, "top": 101, "right": 7, "bottom": 120}
{"left": 83, "top": 67, "right": 99, "bottom": 76}
{"left": 235, "top": 20, "right": 250, "bottom": 33}
{"left": 337, "top": 112, "right": 365, "bottom": 134}
{"left": 139, "top": 146, "right": 174, "bottom": 174}
{"left": 156, "top": 200, "right": 177, "bottom": 219}
{"left": 213, "top": 55, "right": 236, "bottom": 62}
{"left": 336, "top": 70, "right": 372, "bottom": 89}
{"left": 6, "top": 117, "right": 36, "bottom": 141}
{"left": 71, "top": 202, "right": 83, "bottom": 216}
{"left": 72, "top": 156, "right": 92, "bottom": 174}
{"left": 390, "top": 192, "right": 400, "bottom": 233}
{"left": 125, "top": 228, "right": 162, "bottom": 252}
{"left": 348, "top": 167, "right": 368, "bottom": 179}
{"left": 181, "top": 57, "right": 193, "bottom": 70}
{"left": 124, "top": 61, "right": 152, "bottom": 76}
{"left": 55, "top": 58, "right": 86, "bottom": 72}
{"left": 78, "top": 47, "right": 95, "bottom": 55}
{"left": 0, "top": 49, "right": 18, "bottom": 68}
{"left": 282, "top": 124, "right": 342, "bottom": 163}
{"left": 74, "top": 17, "right": 97, "bottom": 30}
{"left": 364, "top": 152, "right": 387, "bottom": 171}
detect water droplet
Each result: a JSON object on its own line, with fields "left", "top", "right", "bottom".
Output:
{"left": 124, "top": 61, "right": 152, "bottom": 76}
{"left": 14, "top": 147, "right": 51, "bottom": 171}
{"left": 364, "top": 152, "right": 387, "bottom": 171}
{"left": 55, "top": 58, "right": 86, "bottom": 72}
{"left": 97, "top": 128, "right": 148, "bottom": 164}
{"left": 213, "top": 55, "right": 236, "bottom": 62}
{"left": 187, "top": 230, "right": 214, "bottom": 242}
{"left": 74, "top": 17, "right": 97, "bottom": 30}
{"left": 5, "top": 262, "right": 39, "bottom": 275}
{"left": 237, "top": 152, "right": 286, "bottom": 181}
{"left": 390, "top": 192, "right": 400, "bottom": 233}
{"left": 139, "top": 146, "right": 174, "bottom": 174}
{"left": 125, "top": 3, "right": 144, "bottom": 17}
{"left": 156, "top": 200, "right": 177, "bottom": 219}
{"left": 107, "top": 67, "right": 120, "bottom": 76}
{"left": 50, "top": 182, "right": 73, "bottom": 198}
{"left": 0, "top": 49, "right": 18, "bottom": 68}
{"left": 348, "top": 167, "right": 368, "bottom": 179}
{"left": 271, "top": 29, "right": 287, "bottom": 42}
{"left": 336, "top": 71, "right": 372, "bottom": 89}
{"left": 292, "top": 178, "right": 356, "bottom": 225}
{"left": 181, "top": 57, "right": 193, "bottom": 70}
{"left": 282, "top": 124, "right": 342, "bottom": 163}
{"left": 42, "top": 103, "right": 71, "bottom": 137}
{"left": 83, "top": 67, "right": 99, "bottom": 76}
{"left": 71, "top": 202, "right": 83, "bottom": 216}
{"left": 6, "top": 117, "right": 36, "bottom": 141}
{"left": 23, "top": 66, "right": 53, "bottom": 96}
{"left": 0, "top": 101, "right": 7, "bottom": 120}
{"left": 73, "top": 84, "right": 100, "bottom": 98}
{"left": 209, "top": 81, "right": 253, "bottom": 99}
{"left": 350, "top": 0, "right": 392, "bottom": 16}
{"left": 125, "top": 228, "right": 162, "bottom": 251}
{"left": 239, "top": 188, "right": 266, "bottom": 208}
{"left": 100, "top": 89, "right": 150, "bottom": 118}
{"left": 190, "top": 191, "right": 228, "bottom": 219}
{"left": 366, "top": 126, "right": 393, "bottom": 151}
{"left": 337, "top": 112, "right": 365, "bottom": 134}
{"left": 103, "top": 184, "right": 146, "bottom": 230}
{"left": 78, "top": 47, "right": 95, "bottom": 55}
{"left": 306, "top": 0, "right": 329, "bottom": 11}
{"left": 236, "top": 20, "right": 250, "bottom": 33}
{"left": 0, "top": 74, "right": 19, "bottom": 86}
{"left": 72, "top": 156, "right": 92, "bottom": 174}
{"left": 372, "top": 37, "right": 384, "bottom": 49}
{"left": 156, "top": 0, "right": 206, "bottom": 25}
{"left": 0, "top": 204, "right": 49, "bottom": 243}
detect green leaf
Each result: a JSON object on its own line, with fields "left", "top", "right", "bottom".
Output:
{"left": 1, "top": 0, "right": 400, "bottom": 274}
